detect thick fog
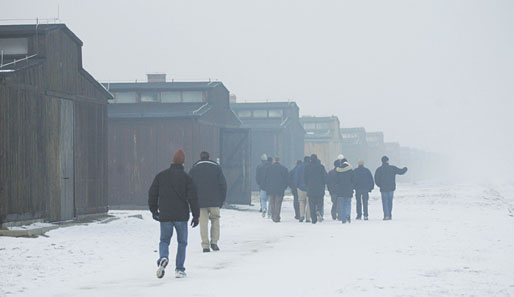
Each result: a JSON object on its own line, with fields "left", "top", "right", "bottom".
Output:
{"left": 3, "top": 0, "right": 513, "bottom": 182}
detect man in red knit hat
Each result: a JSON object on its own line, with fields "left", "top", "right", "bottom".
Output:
{"left": 149, "top": 149, "right": 200, "bottom": 279}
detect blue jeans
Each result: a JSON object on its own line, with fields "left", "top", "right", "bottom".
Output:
{"left": 159, "top": 221, "right": 188, "bottom": 272}
{"left": 260, "top": 190, "right": 270, "bottom": 216}
{"left": 381, "top": 191, "right": 394, "bottom": 218}
{"left": 338, "top": 197, "right": 352, "bottom": 223}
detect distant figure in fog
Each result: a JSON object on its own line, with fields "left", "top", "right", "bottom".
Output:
{"left": 289, "top": 160, "right": 302, "bottom": 219}
{"left": 304, "top": 154, "right": 327, "bottom": 224}
{"left": 353, "top": 160, "right": 374, "bottom": 220}
{"left": 296, "top": 156, "right": 311, "bottom": 223}
{"left": 149, "top": 149, "right": 200, "bottom": 279}
{"left": 189, "top": 151, "right": 227, "bottom": 253}
{"left": 263, "top": 157, "right": 289, "bottom": 223}
{"left": 329, "top": 156, "right": 355, "bottom": 224}
{"left": 374, "top": 156, "right": 408, "bottom": 221}
{"left": 256, "top": 154, "right": 272, "bottom": 218}
{"left": 327, "top": 160, "right": 340, "bottom": 220}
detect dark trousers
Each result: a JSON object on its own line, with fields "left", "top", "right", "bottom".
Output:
{"left": 269, "top": 195, "right": 284, "bottom": 222}
{"left": 292, "top": 189, "right": 300, "bottom": 219}
{"left": 330, "top": 195, "right": 339, "bottom": 220}
{"left": 308, "top": 195, "right": 324, "bottom": 223}
{"left": 356, "top": 191, "right": 369, "bottom": 218}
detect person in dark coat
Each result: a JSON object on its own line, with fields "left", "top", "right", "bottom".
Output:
{"left": 256, "top": 154, "right": 272, "bottom": 218}
{"left": 374, "top": 156, "right": 408, "bottom": 220}
{"left": 295, "top": 156, "right": 311, "bottom": 222}
{"left": 353, "top": 160, "right": 374, "bottom": 220}
{"left": 149, "top": 149, "right": 200, "bottom": 279}
{"left": 330, "top": 157, "right": 355, "bottom": 224}
{"left": 263, "top": 157, "right": 289, "bottom": 222}
{"left": 189, "top": 151, "right": 227, "bottom": 253}
{"left": 304, "top": 154, "right": 327, "bottom": 224}
{"left": 289, "top": 160, "right": 302, "bottom": 219}
{"left": 327, "top": 160, "right": 340, "bottom": 220}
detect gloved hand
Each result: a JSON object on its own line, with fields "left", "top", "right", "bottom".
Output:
{"left": 191, "top": 217, "right": 199, "bottom": 228}
{"left": 152, "top": 212, "right": 160, "bottom": 221}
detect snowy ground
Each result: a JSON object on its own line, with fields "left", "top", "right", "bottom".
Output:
{"left": 1, "top": 183, "right": 514, "bottom": 297}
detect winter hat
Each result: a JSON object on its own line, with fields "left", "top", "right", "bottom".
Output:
{"left": 337, "top": 154, "right": 345, "bottom": 160}
{"left": 358, "top": 160, "right": 364, "bottom": 166}
{"left": 381, "top": 155, "right": 389, "bottom": 163}
{"left": 173, "top": 149, "right": 186, "bottom": 164}
{"left": 261, "top": 153, "right": 268, "bottom": 161}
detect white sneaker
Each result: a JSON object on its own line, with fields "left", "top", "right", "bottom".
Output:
{"left": 156, "top": 258, "right": 168, "bottom": 279}
{"left": 175, "top": 270, "right": 187, "bottom": 278}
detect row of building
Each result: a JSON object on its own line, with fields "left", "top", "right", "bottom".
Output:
{"left": 0, "top": 24, "right": 432, "bottom": 228}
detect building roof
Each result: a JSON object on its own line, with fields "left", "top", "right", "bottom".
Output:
{"left": 104, "top": 81, "right": 226, "bottom": 92}
{"left": 0, "top": 24, "right": 83, "bottom": 45}
{"left": 231, "top": 102, "right": 299, "bottom": 110}
{"left": 108, "top": 102, "right": 210, "bottom": 119}
{"left": 300, "top": 116, "right": 339, "bottom": 123}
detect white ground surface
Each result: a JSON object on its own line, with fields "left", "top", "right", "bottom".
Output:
{"left": 1, "top": 183, "right": 514, "bottom": 297}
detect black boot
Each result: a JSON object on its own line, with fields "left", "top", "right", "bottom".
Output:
{"left": 210, "top": 244, "right": 220, "bottom": 251}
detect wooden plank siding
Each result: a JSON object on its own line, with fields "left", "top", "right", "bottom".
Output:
{"left": 108, "top": 117, "right": 223, "bottom": 208}
{"left": 0, "top": 24, "right": 110, "bottom": 226}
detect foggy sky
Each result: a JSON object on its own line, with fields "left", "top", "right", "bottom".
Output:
{"left": 2, "top": 0, "right": 513, "bottom": 179}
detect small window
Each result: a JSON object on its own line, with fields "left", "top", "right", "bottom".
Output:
{"left": 182, "top": 91, "right": 203, "bottom": 102}
{"left": 303, "top": 123, "right": 316, "bottom": 130}
{"left": 161, "top": 91, "right": 181, "bottom": 103}
{"left": 253, "top": 110, "right": 267, "bottom": 118}
{"left": 316, "top": 122, "right": 330, "bottom": 129}
{"left": 140, "top": 92, "right": 158, "bottom": 102}
{"left": 237, "top": 110, "right": 252, "bottom": 118}
{"left": 268, "top": 109, "right": 283, "bottom": 118}
{"left": 0, "top": 38, "right": 28, "bottom": 55}
{"left": 113, "top": 92, "right": 137, "bottom": 103}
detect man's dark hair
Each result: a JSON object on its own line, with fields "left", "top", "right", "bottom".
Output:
{"left": 296, "top": 160, "right": 302, "bottom": 166}
{"left": 200, "top": 151, "right": 210, "bottom": 161}
{"left": 310, "top": 154, "right": 318, "bottom": 160}
{"left": 304, "top": 156, "right": 310, "bottom": 162}
{"left": 267, "top": 156, "right": 273, "bottom": 163}
{"left": 381, "top": 155, "right": 389, "bottom": 163}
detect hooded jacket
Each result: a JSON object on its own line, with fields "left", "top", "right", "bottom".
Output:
{"left": 374, "top": 163, "right": 408, "bottom": 192}
{"left": 353, "top": 165, "right": 374, "bottom": 192}
{"left": 189, "top": 159, "right": 227, "bottom": 208}
{"left": 263, "top": 162, "right": 289, "bottom": 196}
{"left": 327, "top": 160, "right": 354, "bottom": 197}
{"left": 304, "top": 157, "right": 327, "bottom": 197}
{"left": 148, "top": 163, "right": 200, "bottom": 222}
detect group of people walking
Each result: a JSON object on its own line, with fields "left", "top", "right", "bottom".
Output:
{"left": 147, "top": 149, "right": 407, "bottom": 279}
{"left": 257, "top": 153, "right": 408, "bottom": 224}
{"left": 148, "top": 150, "right": 227, "bottom": 279}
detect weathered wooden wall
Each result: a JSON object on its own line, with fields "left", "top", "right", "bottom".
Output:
{"left": 0, "top": 27, "right": 109, "bottom": 225}
{"left": 108, "top": 117, "right": 222, "bottom": 207}
{"left": 0, "top": 85, "right": 62, "bottom": 224}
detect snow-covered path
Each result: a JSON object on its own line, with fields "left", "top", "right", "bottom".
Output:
{"left": 1, "top": 183, "right": 514, "bottom": 297}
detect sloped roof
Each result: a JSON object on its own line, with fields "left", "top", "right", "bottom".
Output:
{"left": 231, "top": 102, "right": 298, "bottom": 110}
{"left": 104, "top": 81, "right": 226, "bottom": 92}
{"left": 108, "top": 102, "right": 210, "bottom": 119}
{"left": 0, "top": 24, "right": 83, "bottom": 45}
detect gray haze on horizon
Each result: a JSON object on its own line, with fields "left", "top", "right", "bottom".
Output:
{"left": 2, "top": 0, "right": 513, "bottom": 180}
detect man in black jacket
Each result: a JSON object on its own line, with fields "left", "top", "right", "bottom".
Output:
{"left": 304, "top": 154, "right": 327, "bottom": 224}
{"left": 189, "top": 151, "right": 227, "bottom": 253}
{"left": 353, "top": 160, "right": 374, "bottom": 220}
{"left": 149, "top": 149, "right": 200, "bottom": 279}
{"left": 374, "top": 156, "right": 408, "bottom": 220}
{"left": 263, "top": 157, "right": 289, "bottom": 223}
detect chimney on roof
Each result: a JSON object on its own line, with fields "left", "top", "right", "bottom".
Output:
{"left": 147, "top": 73, "right": 166, "bottom": 83}
{"left": 229, "top": 93, "right": 237, "bottom": 103}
